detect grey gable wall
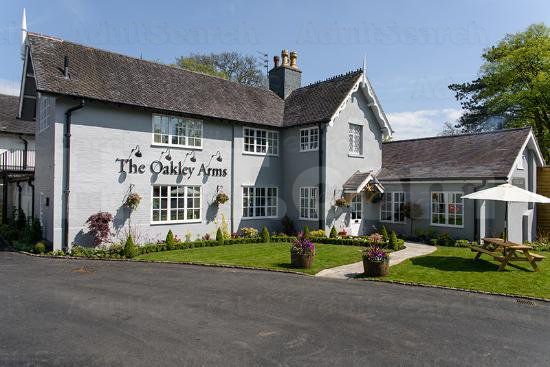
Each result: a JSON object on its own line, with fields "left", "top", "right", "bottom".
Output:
{"left": 324, "top": 89, "right": 383, "bottom": 233}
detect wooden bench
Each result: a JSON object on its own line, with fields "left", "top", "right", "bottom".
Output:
{"left": 470, "top": 238, "right": 545, "bottom": 272}
{"left": 469, "top": 246, "right": 504, "bottom": 262}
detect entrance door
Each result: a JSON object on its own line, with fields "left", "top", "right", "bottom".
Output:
{"left": 349, "top": 194, "right": 363, "bottom": 236}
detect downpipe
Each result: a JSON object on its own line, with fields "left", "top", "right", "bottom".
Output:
{"left": 62, "top": 100, "right": 85, "bottom": 251}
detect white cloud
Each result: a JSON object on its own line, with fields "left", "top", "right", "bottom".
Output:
{"left": 0, "top": 79, "right": 20, "bottom": 96}
{"left": 387, "top": 108, "right": 463, "bottom": 140}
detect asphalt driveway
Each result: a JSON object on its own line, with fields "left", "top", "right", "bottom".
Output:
{"left": 1, "top": 252, "right": 549, "bottom": 366}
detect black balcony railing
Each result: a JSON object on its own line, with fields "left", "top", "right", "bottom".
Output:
{"left": 0, "top": 150, "right": 35, "bottom": 172}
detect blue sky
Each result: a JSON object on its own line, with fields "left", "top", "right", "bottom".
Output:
{"left": 1, "top": 0, "right": 549, "bottom": 139}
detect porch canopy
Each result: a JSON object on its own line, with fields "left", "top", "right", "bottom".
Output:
{"left": 462, "top": 183, "right": 550, "bottom": 240}
{"left": 342, "top": 171, "right": 384, "bottom": 200}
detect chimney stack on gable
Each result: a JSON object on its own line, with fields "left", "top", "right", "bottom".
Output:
{"left": 268, "top": 49, "right": 302, "bottom": 99}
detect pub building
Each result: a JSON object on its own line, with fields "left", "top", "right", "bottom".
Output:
{"left": 14, "top": 28, "right": 544, "bottom": 250}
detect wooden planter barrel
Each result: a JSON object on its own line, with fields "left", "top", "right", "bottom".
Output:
{"left": 291, "top": 252, "right": 314, "bottom": 269}
{"left": 363, "top": 258, "right": 389, "bottom": 277}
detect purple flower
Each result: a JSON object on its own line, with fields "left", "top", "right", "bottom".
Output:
{"left": 291, "top": 232, "right": 315, "bottom": 255}
{"left": 363, "top": 246, "right": 388, "bottom": 262}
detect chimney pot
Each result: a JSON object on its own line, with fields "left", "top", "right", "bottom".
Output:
{"left": 281, "top": 49, "right": 289, "bottom": 66}
{"left": 273, "top": 55, "right": 280, "bottom": 68}
{"left": 289, "top": 51, "right": 298, "bottom": 69}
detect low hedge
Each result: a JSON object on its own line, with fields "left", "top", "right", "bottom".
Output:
{"left": 57, "top": 233, "right": 406, "bottom": 260}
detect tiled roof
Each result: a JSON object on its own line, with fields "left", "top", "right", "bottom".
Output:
{"left": 343, "top": 171, "right": 373, "bottom": 192}
{"left": 27, "top": 33, "right": 284, "bottom": 126}
{"left": 27, "top": 33, "right": 366, "bottom": 128}
{"left": 283, "top": 70, "right": 363, "bottom": 126}
{"left": 0, "top": 94, "right": 35, "bottom": 135}
{"left": 378, "top": 128, "right": 532, "bottom": 181}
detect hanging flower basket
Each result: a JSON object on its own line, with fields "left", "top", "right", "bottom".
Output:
{"left": 215, "top": 192, "right": 229, "bottom": 205}
{"left": 125, "top": 193, "right": 142, "bottom": 211}
{"left": 335, "top": 198, "right": 350, "bottom": 208}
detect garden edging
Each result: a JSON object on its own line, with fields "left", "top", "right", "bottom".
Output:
{"left": 357, "top": 277, "right": 550, "bottom": 303}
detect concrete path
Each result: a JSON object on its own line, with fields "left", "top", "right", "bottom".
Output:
{"left": 315, "top": 242, "right": 436, "bottom": 279}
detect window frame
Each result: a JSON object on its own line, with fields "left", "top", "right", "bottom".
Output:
{"left": 151, "top": 185, "right": 202, "bottom": 224}
{"left": 299, "top": 186, "right": 319, "bottom": 221}
{"left": 517, "top": 152, "right": 526, "bottom": 170}
{"left": 379, "top": 192, "right": 406, "bottom": 224}
{"left": 38, "top": 96, "right": 52, "bottom": 133}
{"left": 348, "top": 123, "right": 363, "bottom": 156}
{"left": 350, "top": 194, "right": 362, "bottom": 220}
{"left": 152, "top": 113, "right": 203, "bottom": 149}
{"left": 299, "top": 127, "right": 319, "bottom": 152}
{"left": 430, "top": 191, "right": 464, "bottom": 228}
{"left": 242, "top": 127, "right": 279, "bottom": 156}
{"left": 241, "top": 186, "right": 279, "bottom": 219}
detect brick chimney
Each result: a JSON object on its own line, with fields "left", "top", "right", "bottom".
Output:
{"left": 268, "top": 49, "right": 302, "bottom": 99}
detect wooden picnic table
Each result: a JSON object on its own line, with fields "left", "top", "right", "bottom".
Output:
{"left": 470, "top": 237, "right": 545, "bottom": 272}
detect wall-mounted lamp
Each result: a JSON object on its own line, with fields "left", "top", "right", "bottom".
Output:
{"left": 211, "top": 150, "right": 223, "bottom": 162}
{"left": 131, "top": 145, "right": 142, "bottom": 158}
{"left": 162, "top": 148, "right": 172, "bottom": 161}
{"left": 185, "top": 151, "right": 197, "bottom": 163}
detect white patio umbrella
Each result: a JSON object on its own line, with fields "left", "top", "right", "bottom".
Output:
{"left": 462, "top": 183, "right": 550, "bottom": 241}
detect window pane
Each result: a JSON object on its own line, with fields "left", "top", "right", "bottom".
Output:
{"left": 348, "top": 124, "right": 362, "bottom": 154}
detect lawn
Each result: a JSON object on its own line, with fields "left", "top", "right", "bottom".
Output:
{"left": 136, "top": 242, "right": 364, "bottom": 275}
{"left": 376, "top": 247, "right": 550, "bottom": 299}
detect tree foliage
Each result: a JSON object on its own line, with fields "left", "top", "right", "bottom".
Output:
{"left": 175, "top": 52, "right": 266, "bottom": 87}
{"left": 86, "top": 212, "right": 113, "bottom": 247}
{"left": 449, "top": 23, "right": 550, "bottom": 160}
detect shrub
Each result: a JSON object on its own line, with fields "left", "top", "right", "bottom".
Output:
{"left": 380, "top": 225, "right": 389, "bottom": 243}
{"left": 166, "top": 230, "right": 176, "bottom": 250}
{"left": 202, "top": 233, "right": 211, "bottom": 241}
{"left": 303, "top": 226, "right": 310, "bottom": 238}
{"left": 527, "top": 241, "right": 550, "bottom": 252}
{"left": 52, "top": 249, "right": 65, "bottom": 256}
{"left": 85, "top": 212, "right": 113, "bottom": 247}
{"left": 123, "top": 235, "right": 138, "bottom": 258}
{"left": 241, "top": 227, "right": 258, "bottom": 238}
{"left": 21, "top": 219, "right": 42, "bottom": 245}
{"left": 185, "top": 231, "right": 192, "bottom": 243}
{"left": 329, "top": 226, "right": 337, "bottom": 238}
{"left": 33, "top": 242, "right": 46, "bottom": 254}
{"left": 437, "top": 232, "right": 455, "bottom": 247}
{"left": 219, "top": 214, "right": 231, "bottom": 240}
{"left": 0, "top": 224, "right": 19, "bottom": 243}
{"left": 368, "top": 233, "right": 383, "bottom": 246}
{"left": 261, "top": 226, "right": 270, "bottom": 243}
{"left": 281, "top": 215, "right": 295, "bottom": 236}
{"left": 216, "top": 228, "right": 224, "bottom": 246}
{"left": 429, "top": 238, "right": 438, "bottom": 246}
{"left": 338, "top": 229, "right": 348, "bottom": 238}
{"left": 309, "top": 229, "right": 325, "bottom": 238}
{"left": 389, "top": 231, "right": 399, "bottom": 250}
{"left": 15, "top": 210, "right": 27, "bottom": 231}
{"left": 454, "top": 239, "right": 471, "bottom": 248}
